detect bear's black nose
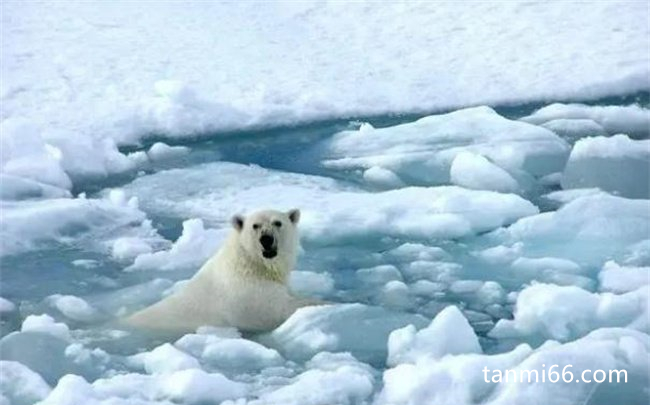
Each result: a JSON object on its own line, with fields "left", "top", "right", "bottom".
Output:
{"left": 260, "top": 234, "right": 275, "bottom": 249}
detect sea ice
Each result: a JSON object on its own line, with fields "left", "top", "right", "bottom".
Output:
{"left": 521, "top": 103, "right": 650, "bottom": 138}
{"left": 324, "top": 106, "right": 570, "bottom": 187}
{"left": 122, "top": 162, "right": 538, "bottom": 244}
{"left": 599, "top": 261, "right": 650, "bottom": 293}
{"left": 489, "top": 283, "right": 649, "bottom": 342}
{"left": 387, "top": 305, "right": 481, "bottom": 366}
{"left": 561, "top": 134, "right": 650, "bottom": 198}
{"left": 260, "top": 304, "right": 427, "bottom": 364}
{"left": 449, "top": 152, "right": 519, "bottom": 193}
{"left": 0, "top": 361, "right": 51, "bottom": 405}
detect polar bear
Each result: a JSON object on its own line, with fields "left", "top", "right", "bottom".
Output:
{"left": 125, "top": 209, "right": 321, "bottom": 333}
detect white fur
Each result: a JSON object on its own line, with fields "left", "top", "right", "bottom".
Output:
{"left": 125, "top": 209, "right": 319, "bottom": 333}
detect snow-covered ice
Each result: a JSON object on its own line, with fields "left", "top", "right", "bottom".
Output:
{"left": 2, "top": 2, "right": 649, "bottom": 404}
{"left": 561, "top": 134, "right": 650, "bottom": 198}
{"left": 324, "top": 106, "right": 570, "bottom": 188}
{"left": 122, "top": 161, "right": 538, "bottom": 244}
{"left": 489, "top": 283, "right": 649, "bottom": 342}
{"left": 522, "top": 103, "right": 650, "bottom": 138}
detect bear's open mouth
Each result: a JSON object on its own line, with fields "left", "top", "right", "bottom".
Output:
{"left": 262, "top": 250, "right": 277, "bottom": 259}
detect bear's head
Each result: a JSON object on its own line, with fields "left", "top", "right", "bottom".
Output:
{"left": 231, "top": 209, "right": 301, "bottom": 277}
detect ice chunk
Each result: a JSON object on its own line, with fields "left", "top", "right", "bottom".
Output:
{"left": 473, "top": 243, "right": 523, "bottom": 265}
{"left": 290, "top": 271, "right": 334, "bottom": 297}
{"left": 158, "top": 368, "right": 247, "bottom": 404}
{"left": 510, "top": 256, "right": 592, "bottom": 289}
{"left": 0, "top": 119, "right": 71, "bottom": 191}
{"left": 21, "top": 314, "right": 70, "bottom": 341}
{"left": 132, "top": 343, "right": 200, "bottom": 374}
{"left": 0, "top": 193, "right": 162, "bottom": 257}
{"left": 0, "top": 297, "right": 16, "bottom": 313}
{"left": 489, "top": 283, "right": 649, "bottom": 342}
{"left": 146, "top": 142, "right": 190, "bottom": 161}
{"left": 561, "top": 134, "right": 650, "bottom": 198}
{"left": 543, "top": 187, "right": 603, "bottom": 205}
{"left": 539, "top": 118, "right": 607, "bottom": 143}
{"left": 324, "top": 106, "right": 569, "bottom": 185}
{"left": 356, "top": 265, "right": 403, "bottom": 286}
{"left": 260, "top": 304, "right": 427, "bottom": 364}
{"left": 449, "top": 152, "right": 519, "bottom": 193}
{"left": 380, "top": 280, "right": 411, "bottom": 309}
{"left": 0, "top": 332, "right": 97, "bottom": 385}
{"left": 123, "top": 162, "right": 538, "bottom": 244}
{"left": 488, "top": 328, "right": 650, "bottom": 405}
{"left": 45, "top": 295, "right": 97, "bottom": 322}
{"left": 521, "top": 103, "right": 650, "bottom": 138}
{"left": 110, "top": 237, "right": 153, "bottom": 261}
{"left": 493, "top": 193, "right": 650, "bottom": 265}
{"left": 387, "top": 305, "right": 481, "bottom": 366}
{"left": 127, "top": 218, "right": 226, "bottom": 271}
{"left": 175, "top": 333, "right": 283, "bottom": 372}
{"left": 382, "top": 243, "right": 449, "bottom": 262}
{"left": 254, "top": 353, "right": 374, "bottom": 405}
{"left": 379, "top": 328, "right": 649, "bottom": 405}
{"left": 378, "top": 343, "right": 533, "bottom": 405}
{"left": 38, "top": 368, "right": 247, "bottom": 405}
{"left": 0, "top": 361, "right": 51, "bottom": 405}
{"left": 362, "top": 166, "right": 405, "bottom": 189}
{"left": 599, "top": 261, "right": 649, "bottom": 293}
{"left": 0, "top": 174, "right": 71, "bottom": 200}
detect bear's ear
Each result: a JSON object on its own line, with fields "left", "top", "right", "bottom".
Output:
{"left": 287, "top": 209, "right": 300, "bottom": 224}
{"left": 231, "top": 215, "right": 244, "bottom": 231}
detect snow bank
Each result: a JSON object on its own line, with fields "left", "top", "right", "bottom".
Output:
{"left": 489, "top": 283, "right": 649, "bottom": 342}
{"left": 561, "top": 134, "right": 650, "bottom": 198}
{"left": 521, "top": 103, "right": 650, "bottom": 138}
{"left": 123, "top": 162, "right": 538, "bottom": 244}
{"left": 260, "top": 304, "right": 427, "bottom": 364}
{"left": 324, "top": 106, "right": 569, "bottom": 187}
{"left": 387, "top": 306, "right": 481, "bottom": 366}
{"left": 378, "top": 328, "right": 649, "bottom": 405}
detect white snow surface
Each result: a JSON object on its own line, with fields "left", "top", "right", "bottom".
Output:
{"left": 1, "top": 1, "right": 648, "bottom": 190}
{"left": 3, "top": 1, "right": 647, "bottom": 144}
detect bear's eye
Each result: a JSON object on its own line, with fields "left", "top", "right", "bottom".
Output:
{"left": 273, "top": 220, "right": 282, "bottom": 228}
{"left": 252, "top": 223, "right": 261, "bottom": 230}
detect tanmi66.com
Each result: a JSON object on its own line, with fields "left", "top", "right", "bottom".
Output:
{"left": 483, "top": 365, "right": 628, "bottom": 384}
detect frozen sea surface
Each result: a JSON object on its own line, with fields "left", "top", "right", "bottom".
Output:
{"left": 2, "top": 1, "right": 650, "bottom": 404}
{"left": 2, "top": 97, "right": 649, "bottom": 405}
